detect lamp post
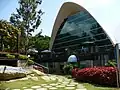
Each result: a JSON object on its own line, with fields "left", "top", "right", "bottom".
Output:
{"left": 115, "top": 43, "right": 120, "bottom": 88}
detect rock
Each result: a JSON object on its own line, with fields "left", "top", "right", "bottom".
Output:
{"left": 49, "top": 87, "right": 58, "bottom": 90}
{"left": 65, "top": 87, "right": 75, "bottom": 89}
{"left": 41, "top": 76, "right": 51, "bottom": 81}
{"left": 66, "top": 84, "right": 75, "bottom": 87}
{"left": 30, "top": 77, "right": 39, "bottom": 81}
{"left": 56, "top": 85, "right": 65, "bottom": 88}
{"left": 36, "top": 88, "right": 47, "bottom": 90}
{"left": 62, "top": 82, "right": 69, "bottom": 84}
{"left": 44, "top": 85, "right": 52, "bottom": 88}
{"left": 77, "top": 84, "right": 85, "bottom": 89}
{"left": 31, "top": 86, "right": 41, "bottom": 89}
{"left": 30, "top": 69, "right": 45, "bottom": 76}
{"left": 49, "top": 83, "right": 58, "bottom": 86}
{"left": 23, "top": 87, "right": 27, "bottom": 89}
{"left": 0, "top": 66, "right": 27, "bottom": 80}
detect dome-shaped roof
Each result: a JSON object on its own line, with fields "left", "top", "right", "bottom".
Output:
{"left": 68, "top": 55, "right": 77, "bottom": 62}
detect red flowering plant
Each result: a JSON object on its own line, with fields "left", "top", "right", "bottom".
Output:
{"left": 71, "top": 68, "right": 79, "bottom": 78}
{"left": 72, "top": 66, "right": 117, "bottom": 86}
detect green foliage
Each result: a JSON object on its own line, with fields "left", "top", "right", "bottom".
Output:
{"left": 29, "top": 34, "right": 50, "bottom": 51}
{"left": 10, "top": 0, "right": 44, "bottom": 53}
{"left": 6, "top": 54, "right": 15, "bottom": 59}
{"left": 106, "top": 60, "right": 117, "bottom": 67}
{"left": 28, "top": 59, "right": 34, "bottom": 65}
{"left": 0, "top": 20, "right": 20, "bottom": 52}
{"left": 10, "top": 0, "right": 43, "bottom": 34}
{"left": 71, "top": 62, "right": 79, "bottom": 68}
{"left": 18, "top": 54, "right": 28, "bottom": 60}
{"left": 63, "top": 63, "right": 73, "bottom": 75}
{"left": 24, "top": 59, "right": 34, "bottom": 67}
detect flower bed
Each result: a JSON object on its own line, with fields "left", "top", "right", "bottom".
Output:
{"left": 71, "top": 68, "right": 79, "bottom": 78}
{"left": 72, "top": 67, "right": 117, "bottom": 86}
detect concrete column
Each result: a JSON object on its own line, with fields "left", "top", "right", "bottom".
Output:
{"left": 55, "top": 62, "right": 60, "bottom": 74}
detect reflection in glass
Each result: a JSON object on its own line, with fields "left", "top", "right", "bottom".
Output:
{"left": 52, "top": 10, "right": 113, "bottom": 54}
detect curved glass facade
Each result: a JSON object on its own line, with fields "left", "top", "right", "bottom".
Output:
{"left": 52, "top": 10, "right": 114, "bottom": 65}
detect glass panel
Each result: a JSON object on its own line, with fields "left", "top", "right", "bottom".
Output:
{"left": 52, "top": 10, "right": 113, "bottom": 53}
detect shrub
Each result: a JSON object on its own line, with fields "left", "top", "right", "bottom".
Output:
{"left": 6, "top": 54, "right": 15, "bottom": 59}
{"left": 71, "top": 68, "right": 79, "bottom": 78}
{"left": 24, "top": 59, "right": 34, "bottom": 67}
{"left": 72, "top": 67, "right": 117, "bottom": 86}
{"left": 63, "top": 63, "right": 73, "bottom": 75}
{"left": 106, "top": 60, "right": 117, "bottom": 67}
{"left": 18, "top": 54, "right": 28, "bottom": 60}
{"left": 28, "top": 59, "right": 34, "bottom": 65}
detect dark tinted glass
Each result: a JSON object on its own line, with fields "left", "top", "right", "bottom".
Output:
{"left": 52, "top": 10, "right": 113, "bottom": 53}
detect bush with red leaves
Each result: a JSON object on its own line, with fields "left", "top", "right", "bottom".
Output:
{"left": 72, "top": 67, "right": 117, "bottom": 86}
{"left": 71, "top": 68, "right": 79, "bottom": 78}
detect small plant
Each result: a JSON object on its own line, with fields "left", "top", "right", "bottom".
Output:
{"left": 28, "top": 59, "right": 34, "bottom": 65}
{"left": 6, "top": 54, "right": 15, "bottom": 59}
{"left": 18, "top": 54, "right": 28, "bottom": 60}
{"left": 106, "top": 60, "right": 117, "bottom": 67}
{"left": 63, "top": 63, "right": 73, "bottom": 75}
{"left": 24, "top": 59, "right": 34, "bottom": 67}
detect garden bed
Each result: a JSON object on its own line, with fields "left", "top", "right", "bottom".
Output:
{"left": 72, "top": 67, "right": 117, "bottom": 87}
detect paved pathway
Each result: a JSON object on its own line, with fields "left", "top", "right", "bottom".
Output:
{"left": 8, "top": 75, "right": 87, "bottom": 90}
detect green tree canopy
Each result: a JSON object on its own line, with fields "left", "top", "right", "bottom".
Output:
{"left": 0, "top": 20, "right": 20, "bottom": 52}
{"left": 10, "top": 0, "right": 44, "bottom": 53}
{"left": 29, "top": 33, "right": 50, "bottom": 51}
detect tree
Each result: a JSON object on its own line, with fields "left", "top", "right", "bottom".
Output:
{"left": 28, "top": 33, "right": 50, "bottom": 51}
{"left": 10, "top": 0, "right": 44, "bottom": 54}
{"left": 0, "top": 20, "right": 20, "bottom": 52}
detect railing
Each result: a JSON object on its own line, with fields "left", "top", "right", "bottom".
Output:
{"left": 34, "top": 62, "right": 49, "bottom": 74}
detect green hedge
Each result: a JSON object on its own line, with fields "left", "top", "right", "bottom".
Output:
{"left": 6, "top": 54, "right": 15, "bottom": 59}
{"left": 63, "top": 63, "right": 73, "bottom": 75}
{"left": 18, "top": 55, "right": 28, "bottom": 60}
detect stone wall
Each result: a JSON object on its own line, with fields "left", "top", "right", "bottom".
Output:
{"left": 17, "top": 60, "right": 27, "bottom": 67}
{"left": 0, "top": 66, "right": 27, "bottom": 80}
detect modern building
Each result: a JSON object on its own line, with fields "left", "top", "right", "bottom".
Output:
{"left": 42, "top": 0, "right": 120, "bottom": 73}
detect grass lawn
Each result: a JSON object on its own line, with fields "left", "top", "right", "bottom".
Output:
{"left": 0, "top": 75, "right": 57, "bottom": 90}
{"left": 83, "top": 83, "right": 119, "bottom": 90}
{"left": 0, "top": 74, "right": 120, "bottom": 90}
{"left": 65, "top": 75, "right": 120, "bottom": 90}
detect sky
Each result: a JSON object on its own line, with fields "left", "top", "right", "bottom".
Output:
{"left": 0, "top": 0, "right": 64, "bottom": 37}
{"left": 1, "top": 0, "right": 120, "bottom": 44}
